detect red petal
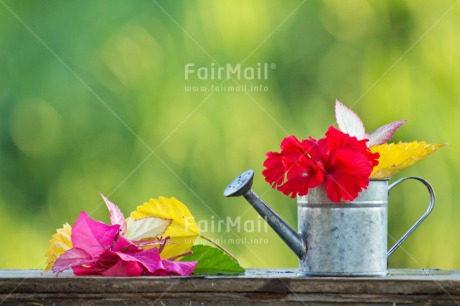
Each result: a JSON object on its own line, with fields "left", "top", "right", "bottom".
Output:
{"left": 325, "top": 126, "right": 363, "bottom": 152}
{"left": 264, "top": 126, "right": 379, "bottom": 202}
{"left": 324, "top": 149, "right": 373, "bottom": 202}
{"left": 264, "top": 135, "right": 311, "bottom": 188}
{"left": 277, "top": 157, "right": 325, "bottom": 198}
{"left": 112, "top": 234, "right": 141, "bottom": 254}
{"left": 280, "top": 135, "right": 308, "bottom": 159}
{"left": 262, "top": 152, "right": 285, "bottom": 187}
{"left": 325, "top": 126, "right": 379, "bottom": 168}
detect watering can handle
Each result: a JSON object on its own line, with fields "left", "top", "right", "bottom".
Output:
{"left": 387, "top": 176, "right": 435, "bottom": 259}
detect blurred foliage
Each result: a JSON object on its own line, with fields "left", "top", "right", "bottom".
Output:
{"left": 0, "top": 0, "right": 459, "bottom": 269}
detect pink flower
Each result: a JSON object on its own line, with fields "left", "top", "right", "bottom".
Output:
{"left": 52, "top": 211, "right": 196, "bottom": 276}
{"left": 263, "top": 126, "right": 379, "bottom": 202}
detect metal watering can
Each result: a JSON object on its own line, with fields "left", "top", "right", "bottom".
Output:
{"left": 224, "top": 170, "right": 435, "bottom": 276}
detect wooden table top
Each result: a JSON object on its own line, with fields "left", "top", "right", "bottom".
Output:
{"left": 1, "top": 268, "right": 459, "bottom": 305}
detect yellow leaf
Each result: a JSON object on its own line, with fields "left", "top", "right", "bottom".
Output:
{"left": 130, "top": 197, "right": 200, "bottom": 260}
{"left": 44, "top": 223, "right": 72, "bottom": 272}
{"left": 371, "top": 141, "right": 445, "bottom": 178}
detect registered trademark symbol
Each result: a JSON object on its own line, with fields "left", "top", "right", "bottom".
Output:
{"left": 271, "top": 63, "right": 276, "bottom": 69}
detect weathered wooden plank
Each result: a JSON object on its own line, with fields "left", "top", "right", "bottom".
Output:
{"left": 1, "top": 293, "right": 458, "bottom": 305}
{"left": 1, "top": 269, "right": 460, "bottom": 305}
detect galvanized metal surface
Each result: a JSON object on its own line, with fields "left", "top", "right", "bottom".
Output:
{"left": 225, "top": 170, "right": 436, "bottom": 277}
{"left": 297, "top": 180, "right": 389, "bottom": 276}
{"left": 387, "top": 176, "right": 435, "bottom": 257}
{"left": 224, "top": 170, "right": 305, "bottom": 258}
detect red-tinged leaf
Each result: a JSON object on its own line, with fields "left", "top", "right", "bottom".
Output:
{"left": 100, "top": 193, "right": 127, "bottom": 234}
{"left": 112, "top": 247, "right": 195, "bottom": 276}
{"left": 101, "top": 259, "right": 143, "bottom": 276}
{"left": 111, "top": 233, "right": 141, "bottom": 254}
{"left": 366, "top": 120, "right": 406, "bottom": 147}
{"left": 335, "top": 100, "right": 365, "bottom": 139}
{"left": 52, "top": 248, "right": 92, "bottom": 274}
{"left": 72, "top": 248, "right": 163, "bottom": 276}
{"left": 71, "top": 211, "right": 120, "bottom": 257}
{"left": 155, "top": 259, "right": 197, "bottom": 276}
{"left": 134, "top": 239, "right": 172, "bottom": 247}
{"left": 71, "top": 250, "right": 119, "bottom": 276}
{"left": 70, "top": 250, "right": 137, "bottom": 276}
{"left": 116, "top": 247, "right": 162, "bottom": 273}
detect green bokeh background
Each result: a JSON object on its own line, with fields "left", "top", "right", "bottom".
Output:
{"left": 1, "top": 0, "right": 459, "bottom": 269}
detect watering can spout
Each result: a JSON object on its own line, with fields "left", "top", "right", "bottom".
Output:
{"left": 224, "top": 170, "right": 305, "bottom": 259}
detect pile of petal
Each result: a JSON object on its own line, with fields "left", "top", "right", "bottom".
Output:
{"left": 49, "top": 195, "right": 197, "bottom": 277}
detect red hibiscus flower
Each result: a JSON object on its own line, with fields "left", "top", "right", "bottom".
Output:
{"left": 262, "top": 126, "right": 379, "bottom": 202}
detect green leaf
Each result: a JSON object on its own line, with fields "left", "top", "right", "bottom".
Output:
{"left": 181, "top": 244, "right": 245, "bottom": 275}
